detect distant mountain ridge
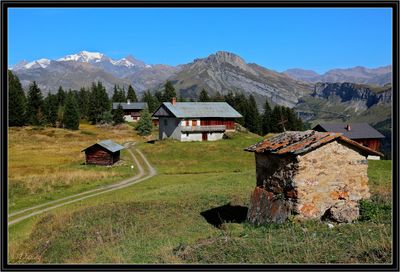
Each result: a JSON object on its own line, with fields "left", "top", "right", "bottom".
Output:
{"left": 10, "top": 50, "right": 391, "bottom": 108}
{"left": 284, "top": 65, "right": 392, "bottom": 86}
{"left": 10, "top": 51, "right": 180, "bottom": 94}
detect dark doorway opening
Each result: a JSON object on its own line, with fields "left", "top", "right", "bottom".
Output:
{"left": 202, "top": 132, "right": 208, "bottom": 141}
{"left": 200, "top": 203, "right": 248, "bottom": 228}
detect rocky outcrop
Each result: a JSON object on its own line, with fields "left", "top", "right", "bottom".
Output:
{"left": 311, "top": 83, "right": 392, "bottom": 108}
{"left": 166, "top": 51, "right": 313, "bottom": 107}
{"left": 312, "top": 82, "right": 392, "bottom": 107}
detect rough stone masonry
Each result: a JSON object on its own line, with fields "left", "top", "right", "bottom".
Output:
{"left": 245, "top": 130, "right": 383, "bottom": 224}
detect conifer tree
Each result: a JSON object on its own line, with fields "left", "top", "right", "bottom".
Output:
{"left": 57, "top": 86, "right": 66, "bottom": 106}
{"left": 142, "top": 90, "right": 157, "bottom": 113}
{"left": 8, "top": 70, "right": 27, "bottom": 126}
{"left": 261, "top": 99, "right": 272, "bottom": 135}
{"left": 78, "top": 87, "right": 89, "bottom": 119}
{"left": 211, "top": 92, "right": 224, "bottom": 102}
{"left": 126, "top": 85, "right": 138, "bottom": 102}
{"left": 43, "top": 93, "right": 59, "bottom": 127}
{"left": 63, "top": 92, "right": 80, "bottom": 130}
{"left": 136, "top": 108, "right": 152, "bottom": 136}
{"left": 245, "top": 95, "right": 262, "bottom": 135}
{"left": 199, "top": 89, "right": 210, "bottom": 102}
{"left": 113, "top": 104, "right": 125, "bottom": 125}
{"left": 87, "top": 82, "right": 110, "bottom": 124}
{"left": 270, "top": 105, "right": 284, "bottom": 133}
{"left": 162, "top": 81, "right": 176, "bottom": 102}
{"left": 112, "top": 85, "right": 126, "bottom": 102}
{"left": 26, "top": 81, "right": 44, "bottom": 125}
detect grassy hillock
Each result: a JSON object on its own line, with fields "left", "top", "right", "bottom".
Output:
{"left": 8, "top": 127, "right": 392, "bottom": 264}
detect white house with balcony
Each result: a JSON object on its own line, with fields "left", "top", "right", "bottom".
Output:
{"left": 152, "top": 98, "right": 242, "bottom": 141}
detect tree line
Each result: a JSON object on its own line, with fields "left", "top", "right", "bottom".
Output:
{"left": 9, "top": 70, "right": 304, "bottom": 135}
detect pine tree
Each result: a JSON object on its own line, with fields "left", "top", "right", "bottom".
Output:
{"left": 142, "top": 90, "right": 157, "bottom": 113}
{"left": 112, "top": 85, "right": 126, "bottom": 102}
{"left": 136, "top": 108, "right": 152, "bottom": 136}
{"left": 26, "top": 81, "right": 44, "bottom": 125}
{"left": 78, "top": 87, "right": 89, "bottom": 119}
{"left": 261, "top": 99, "right": 272, "bottom": 135}
{"left": 270, "top": 105, "right": 284, "bottom": 133}
{"left": 211, "top": 92, "right": 224, "bottom": 102}
{"left": 162, "top": 81, "right": 176, "bottom": 102}
{"left": 8, "top": 70, "right": 27, "bottom": 126}
{"left": 126, "top": 85, "right": 138, "bottom": 102}
{"left": 113, "top": 104, "right": 125, "bottom": 125}
{"left": 63, "top": 92, "right": 80, "bottom": 130}
{"left": 199, "top": 89, "right": 210, "bottom": 102}
{"left": 87, "top": 82, "right": 110, "bottom": 124}
{"left": 43, "top": 93, "right": 59, "bottom": 127}
{"left": 57, "top": 86, "right": 66, "bottom": 106}
{"left": 245, "top": 95, "right": 262, "bottom": 135}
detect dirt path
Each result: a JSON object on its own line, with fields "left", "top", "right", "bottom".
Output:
{"left": 8, "top": 142, "right": 156, "bottom": 226}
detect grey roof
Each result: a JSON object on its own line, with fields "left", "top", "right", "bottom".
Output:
{"left": 313, "top": 123, "right": 385, "bottom": 139}
{"left": 82, "top": 140, "right": 125, "bottom": 153}
{"left": 154, "top": 102, "right": 242, "bottom": 118}
{"left": 112, "top": 102, "right": 147, "bottom": 110}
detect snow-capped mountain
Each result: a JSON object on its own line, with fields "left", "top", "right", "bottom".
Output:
{"left": 57, "top": 51, "right": 106, "bottom": 63}
{"left": 10, "top": 50, "right": 179, "bottom": 95}
{"left": 11, "top": 58, "right": 51, "bottom": 70}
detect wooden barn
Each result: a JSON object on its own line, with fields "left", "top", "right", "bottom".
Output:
{"left": 112, "top": 100, "right": 148, "bottom": 122}
{"left": 313, "top": 123, "right": 385, "bottom": 154}
{"left": 82, "top": 140, "right": 124, "bottom": 166}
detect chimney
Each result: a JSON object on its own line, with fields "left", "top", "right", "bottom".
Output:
{"left": 127, "top": 99, "right": 131, "bottom": 105}
{"left": 346, "top": 124, "right": 351, "bottom": 131}
{"left": 172, "top": 97, "right": 177, "bottom": 106}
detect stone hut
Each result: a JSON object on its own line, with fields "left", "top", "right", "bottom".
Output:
{"left": 245, "top": 130, "right": 383, "bottom": 224}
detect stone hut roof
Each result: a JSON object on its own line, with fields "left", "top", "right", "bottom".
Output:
{"left": 245, "top": 130, "right": 383, "bottom": 157}
{"left": 82, "top": 140, "right": 125, "bottom": 153}
{"left": 313, "top": 123, "right": 385, "bottom": 139}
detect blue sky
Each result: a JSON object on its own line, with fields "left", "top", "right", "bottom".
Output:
{"left": 8, "top": 8, "right": 392, "bottom": 74}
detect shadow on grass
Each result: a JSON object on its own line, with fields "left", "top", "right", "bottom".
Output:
{"left": 200, "top": 203, "right": 248, "bottom": 228}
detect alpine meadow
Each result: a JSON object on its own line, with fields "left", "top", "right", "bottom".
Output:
{"left": 6, "top": 6, "right": 394, "bottom": 266}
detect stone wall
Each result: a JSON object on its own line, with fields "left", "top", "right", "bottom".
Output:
{"left": 247, "top": 140, "right": 371, "bottom": 224}
{"left": 293, "top": 140, "right": 370, "bottom": 220}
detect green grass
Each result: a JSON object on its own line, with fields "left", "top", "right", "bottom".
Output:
{"left": 8, "top": 124, "right": 140, "bottom": 213}
{"left": 8, "top": 129, "right": 392, "bottom": 264}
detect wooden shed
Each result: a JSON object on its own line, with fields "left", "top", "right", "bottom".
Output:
{"left": 245, "top": 130, "right": 383, "bottom": 225}
{"left": 82, "top": 140, "right": 125, "bottom": 166}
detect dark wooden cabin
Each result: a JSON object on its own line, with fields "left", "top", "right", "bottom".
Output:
{"left": 313, "top": 123, "right": 385, "bottom": 152}
{"left": 82, "top": 140, "right": 124, "bottom": 166}
{"left": 112, "top": 101, "right": 148, "bottom": 122}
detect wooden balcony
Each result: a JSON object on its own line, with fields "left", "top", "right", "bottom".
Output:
{"left": 181, "top": 125, "right": 226, "bottom": 132}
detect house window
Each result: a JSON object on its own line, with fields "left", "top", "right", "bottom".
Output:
{"left": 164, "top": 119, "right": 168, "bottom": 126}
{"left": 185, "top": 120, "right": 189, "bottom": 126}
{"left": 192, "top": 120, "right": 197, "bottom": 126}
